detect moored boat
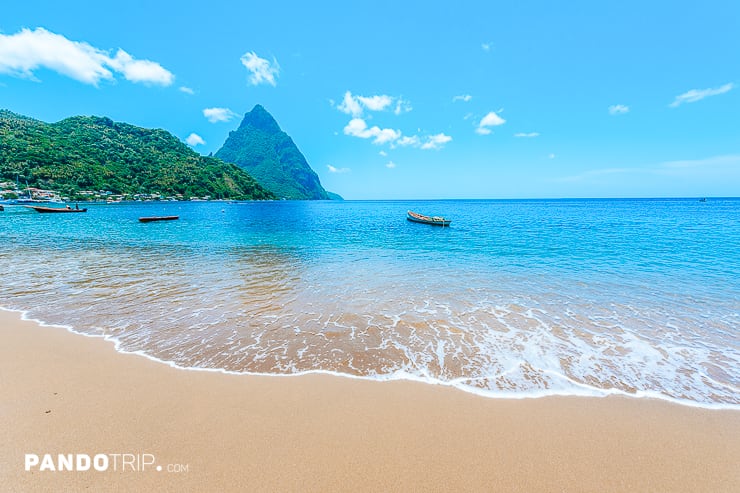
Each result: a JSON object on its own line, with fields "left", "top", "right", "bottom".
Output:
{"left": 138, "top": 216, "right": 179, "bottom": 223}
{"left": 407, "top": 210, "right": 451, "bottom": 227}
{"left": 26, "top": 205, "right": 87, "bottom": 213}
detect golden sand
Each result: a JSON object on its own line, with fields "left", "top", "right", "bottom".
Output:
{"left": 1, "top": 309, "right": 738, "bottom": 492}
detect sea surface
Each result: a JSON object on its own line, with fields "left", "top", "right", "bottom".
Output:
{"left": 1, "top": 199, "right": 738, "bottom": 408}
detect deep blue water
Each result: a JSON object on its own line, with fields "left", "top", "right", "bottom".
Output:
{"left": 1, "top": 198, "right": 738, "bottom": 407}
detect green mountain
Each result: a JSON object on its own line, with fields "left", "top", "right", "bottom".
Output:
{"left": 215, "top": 105, "right": 330, "bottom": 200}
{"left": 0, "top": 109, "right": 275, "bottom": 201}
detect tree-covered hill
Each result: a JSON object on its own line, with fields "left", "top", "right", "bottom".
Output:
{"left": 0, "top": 109, "right": 275, "bottom": 201}
{"left": 215, "top": 105, "right": 330, "bottom": 200}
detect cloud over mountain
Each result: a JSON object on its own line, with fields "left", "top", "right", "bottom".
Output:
{"left": 0, "top": 27, "right": 173, "bottom": 86}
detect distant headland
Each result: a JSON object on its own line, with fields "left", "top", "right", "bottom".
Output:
{"left": 0, "top": 106, "right": 341, "bottom": 202}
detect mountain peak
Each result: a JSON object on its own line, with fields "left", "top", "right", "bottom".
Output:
{"left": 238, "top": 104, "right": 281, "bottom": 134}
{"left": 215, "top": 105, "right": 330, "bottom": 200}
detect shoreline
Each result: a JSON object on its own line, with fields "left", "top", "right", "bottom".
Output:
{"left": 4, "top": 308, "right": 737, "bottom": 411}
{"left": 2, "top": 309, "right": 739, "bottom": 492}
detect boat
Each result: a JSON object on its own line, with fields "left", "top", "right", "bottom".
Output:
{"left": 138, "top": 216, "right": 179, "bottom": 223}
{"left": 407, "top": 210, "right": 451, "bottom": 227}
{"left": 26, "top": 205, "right": 87, "bottom": 213}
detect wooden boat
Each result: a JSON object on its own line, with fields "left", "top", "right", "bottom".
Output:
{"left": 26, "top": 205, "right": 87, "bottom": 213}
{"left": 407, "top": 210, "right": 451, "bottom": 227}
{"left": 138, "top": 216, "right": 179, "bottom": 223}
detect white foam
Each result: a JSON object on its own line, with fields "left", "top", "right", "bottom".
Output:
{"left": 2, "top": 306, "right": 738, "bottom": 411}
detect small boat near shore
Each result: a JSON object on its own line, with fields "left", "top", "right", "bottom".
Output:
{"left": 26, "top": 205, "right": 87, "bottom": 213}
{"left": 138, "top": 216, "right": 179, "bottom": 223}
{"left": 407, "top": 210, "right": 451, "bottom": 227}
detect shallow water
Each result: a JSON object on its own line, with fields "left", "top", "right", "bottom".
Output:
{"left": 1, "top": 198, "right": 738, "bottom": 407}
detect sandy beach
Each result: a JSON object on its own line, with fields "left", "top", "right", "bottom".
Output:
{"left": 1, "top": 309, "right": 738, "bottom": 492}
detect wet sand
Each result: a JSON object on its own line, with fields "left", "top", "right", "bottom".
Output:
{"left": 1, "top": 309, "right": 738, "bottom": 492}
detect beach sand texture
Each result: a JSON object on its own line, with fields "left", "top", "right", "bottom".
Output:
{"left": 1, "top": 309, "right": 738, "bottom": 492}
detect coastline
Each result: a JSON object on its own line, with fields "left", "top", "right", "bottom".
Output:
{"left": 2, "top": 309, "right": 739, "bottom": 492}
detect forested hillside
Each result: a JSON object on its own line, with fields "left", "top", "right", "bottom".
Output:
{"left": 0, "top": 110, "right": 275, "bottom": 201}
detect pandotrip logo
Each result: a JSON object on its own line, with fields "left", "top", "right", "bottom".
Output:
{"left": 24, "top": 453, "right": 189, "bottom": 473}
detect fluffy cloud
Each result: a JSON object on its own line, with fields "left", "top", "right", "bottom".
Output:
{"left": 337, "top": 92, "right": 450, "bottom": 150}
{"left": 327, "top": 164, "right": 350, "bottom": 173}
{"left": 343, "top": 119, "right": 453, "bottom": 150}
{"left": 395, "top": 135, "right": 421, "bottom": 147}
{"left": 514, "top": 132, "right": 540, "bottom": 138}
{"left": 357, "top": 94, "right": 393, "bottom": 112}
{"left": 669, "top": 83, "right": 733, "bottom": 107}
{"left": 394, "top": 98, "right": 412, "bottom": 115}
{"left": 240, "top": 51, "right": 279, "bottom": 86}
{"left": 107, "top": 49, "right": 174, "bottom": 85}
{"left": 608, "top": 104, "right": 630, "bottom": 115}
{"left": 185, "top": 133, "right": 205, "bottom": 146}
{"left": 0, "top": 27, "right": 173, "bottom": 86}
{"left": 337, "top": 91, "right": 410, "bottom": 117}
{"left": 343, "top": 118, "right": 401, "bottom": 144}
{"left": 337, "top": 91, "right": 363, "bottom": 117}
{"left": 179, "top": 86, "right": 195, "bottom": 95}
{"left": 476, "top": 111, "right": 506, "bottom": 135}
{"left": 453, "top": 94, "right": 472, "bottom": 102}
{"left": 386, "top": 161, "right": 397, "bottom": 169}
{"left": 203, "top": 107, "right": 238, "bottom": 123}
{"left": 421, "top": 133, "right": 452, "bottom": 150}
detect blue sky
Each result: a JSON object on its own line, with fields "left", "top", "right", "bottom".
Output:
{"left": 1, "top": 1, "right": 738, "bottom": 199}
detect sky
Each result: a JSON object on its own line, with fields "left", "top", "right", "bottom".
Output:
{"left": 1, "top": 1, "right": 738, "bottom": 199}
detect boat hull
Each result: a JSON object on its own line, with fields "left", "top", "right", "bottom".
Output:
{"left": 407, "top": 210, "right": 451, "bottom": 227}
{"left": 138, "top": 216, "right": 179, "bottom": 223}
{"left": 26, "top": 206, "right": 87, "bottom": 213}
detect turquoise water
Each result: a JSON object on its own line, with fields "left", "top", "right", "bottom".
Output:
{"left": 1, "top": 199, "right": 738, "bottom": 407}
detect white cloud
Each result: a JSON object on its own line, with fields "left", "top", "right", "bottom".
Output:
{"left": 357, "top": 94, "right": 393, "bottom": 111}
{"left": 386, "top": 161, "right": 397, "bottom": 169}
{"left": 186, "top": 133, "right": 205, "bottom": 146}
{"left": 107, "top": 49, "right": 174, "bottom": 85}
{"left": 421, "top": 133, "right": 452, "bottom": 150}
{"left": 453, "top": 94, "right": 472, "bottom": 102}
{"left": 608, "top": 104, "right": 630, "bottom": 115}
{"left": 240, "top": 51, "right": 279, "bottom": 86}
{"left": 476, "top": 111, "right": 506, "bottom": 135}
{"left": 338, "top": 95, "right": 450, "bottom": 150}
{"left": 394, "top": 98, "right": 412, "bottom": 115}
{"left": 203, "top": 107, "right": 238, "bottom": 123}
{"left": 514, "top": 132, "right": 540, "bottom": 138}
{"left": 179, "top": 86, "right": 195, "bottom": 95}
{"left": 337, "top": 91, "right": 363, "bottom": 116}
{"left": 343, "top": 118, "right": 401, "bottom": 145}
{"left": 336, "top": 91, "right": 411, "bottom": 117}
{"left": 379, "top": 150, "right": 387, "bottom": 157}
{"left": 669, "top": 83, "right": 733, "bottom": 107}
{"left": 342, "top": 119, "right": 451, "bottom": 150}
{"left": 327, "top": 164, "right": 350, "bottom": 173}
{"left": 481, "top": 42, "right": 492, "bottom": 52}
{"left": 395, "top": 135, "right": 421, "bottom": 147}
{"left": 0, "top": 27, "right": 174, "bottom": 86}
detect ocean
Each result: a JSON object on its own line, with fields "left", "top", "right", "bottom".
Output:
{"left": 1, "top": 198, "right": 738, "bottom": 408}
